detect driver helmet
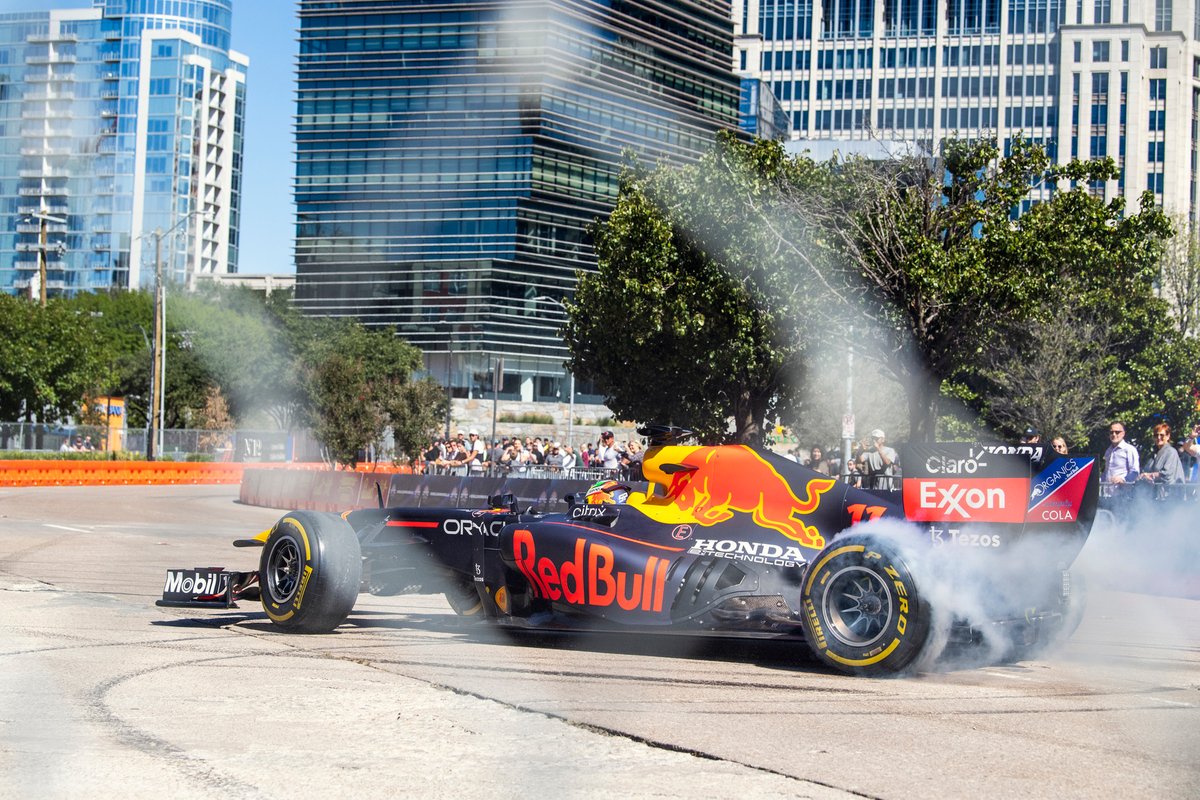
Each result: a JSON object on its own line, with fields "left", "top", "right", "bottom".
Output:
{"left": 585, "top": 479, "right": 631, "bottom": 505}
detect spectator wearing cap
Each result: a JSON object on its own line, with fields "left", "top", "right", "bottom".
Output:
{"left": 597, "top": 431, "right": 622, "bottom": 472}
{"left": 545, "top": 442, "right": 566, "bottom": 471}
{"left": 1020, "top": 427, "right": 1041, "bottom": 444}
{"left": 858, "top": 429, "right": 898, "bottom": 490}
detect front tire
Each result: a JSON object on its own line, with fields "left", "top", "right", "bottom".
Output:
{"left": 259, "top": 511, "right": 362, "bottom": 633}
{"left": 801, "top": 533, "right": 931, "bottom": 676}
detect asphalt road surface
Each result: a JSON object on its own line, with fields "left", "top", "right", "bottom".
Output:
{"left": 1, "top": 485, "right": 1197, "bottom": 799}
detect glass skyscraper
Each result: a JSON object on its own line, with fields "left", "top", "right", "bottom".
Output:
{"left": 0, "top": 0, "right": 246, "bottom": 297}
{"left": 293, "top": 0, "right": 741, "bottom": 403}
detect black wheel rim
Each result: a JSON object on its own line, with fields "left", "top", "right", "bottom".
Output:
{"left": 266, "top": 535, "right": 301, "bottom": 603}
{"left": 822, "top": 565, "right": 892, "bottom": 647}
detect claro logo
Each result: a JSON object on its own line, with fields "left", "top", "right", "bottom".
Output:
{"left": 511, "top": 529, "right": 667, "bottom": 612}
{"left": 903, "top": 478, "right": 1028, "bottom": 523}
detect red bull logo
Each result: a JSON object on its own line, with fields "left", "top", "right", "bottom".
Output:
{"left": 512, "top": 529, "right": 667, "bottom": 611}
{"left": 639, "top": 446, "right": 835, "bottom": 548}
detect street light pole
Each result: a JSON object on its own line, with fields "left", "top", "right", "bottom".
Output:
{"left": 444, "top": 327, "right": 454, "bottom": 442}
{"left": 149, "top": 231, "right": 164, "bottom": 460}
{"left": 145, "top": 210, "right": 201, "bottom": 461}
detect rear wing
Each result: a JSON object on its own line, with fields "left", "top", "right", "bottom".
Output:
{"left": 899, "top": 443, "right": 1099, "bottom": 532}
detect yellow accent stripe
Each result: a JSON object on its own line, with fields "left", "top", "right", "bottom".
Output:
{"left": 825, "top": 637, "right": 901, "bottom": 667}
{"left": 252, "top": 528, "right": 270, "bottom": 544}
{"left": 280, "top": 517, "right": 311, "bottom": 560}
{"left": 265, "top": 608, "right": 294, "bottom": 622}
{"left": 804, "top": 543, "right": 865, "bottom": 594}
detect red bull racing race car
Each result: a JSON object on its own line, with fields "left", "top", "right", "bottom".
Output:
{"left": 160, "top": 425, "right": 1099, "bottom": 675}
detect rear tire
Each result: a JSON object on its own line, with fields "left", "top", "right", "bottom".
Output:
{"left": 800, "top": 533, "right": 931, "bottom": 676}
{"left": 259, "top": 511, "right": 362, "bottom": 633}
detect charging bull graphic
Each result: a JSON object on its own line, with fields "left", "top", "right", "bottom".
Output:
{"left": 637, "top": 445, "right": 835, "bottom": 548}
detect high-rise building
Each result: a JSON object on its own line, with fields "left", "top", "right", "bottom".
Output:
{"left": 735, "top": 0, "right": 1200, "bottom": 222}
{"left": 293, "top": 0, "right": 741, "bottom": 404}
{"left": 0, "top": 0, "right": 247, "bottom": 298}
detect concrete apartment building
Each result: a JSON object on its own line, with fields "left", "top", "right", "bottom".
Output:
{"left": 734, "top": 0, "right": 1200, "bottom": 221}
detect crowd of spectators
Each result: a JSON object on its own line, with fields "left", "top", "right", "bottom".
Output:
{"left": 417, "top": 429, "right": 644, "bottom": 481}
{"left": 1103, "top": 419, "right": 1200, "bottom": 501}
{"left": 418, "top": 420, "right": 1200, "bottom": 502}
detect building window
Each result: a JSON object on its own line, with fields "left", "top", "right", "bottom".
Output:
{"left": 1150, "top": 47, "right": 1167, "bottom": 69}
{"left": 1094, "top": 0, "right": 1112, "bottom": 23}
{"left": 1149, "top": 78, "right": 1167, "bottom": 101}
{"left": 1155, "top": 0, "right": 1173, "bottom": 31}
{"left": 1121, "top": 39, "right": 1129, "bottom": 61}
{"left": 1092, "top": 41, "right": 1110, "bottom": 62}
{"left": 1074, "top": 40, "right": 1082, "bottom": 62}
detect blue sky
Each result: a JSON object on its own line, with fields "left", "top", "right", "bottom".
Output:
{"left": 20, "top": 0, "right": 299, "bottom": 274}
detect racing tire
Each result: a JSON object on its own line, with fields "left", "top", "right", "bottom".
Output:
{"left": 800, "top": 533, "right": 931, "bottom": 676}
{"left": 259, "top": 511, "right": 362, "bottom": 633}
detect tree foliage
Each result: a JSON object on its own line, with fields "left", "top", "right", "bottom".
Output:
{"left": 3, "top": 286, "right": 443, "bottom": 464}
{"left": 564, "top": 139, "right": 812, "bottom": 444}
{"left": 568, "top": 132, "right": 1197, "bottom": 447}
{"left": 302, "top": 320, "right": 430, "bottom": 466}
{"left": 0, "top": 295, "right": 105, "bottom": 423}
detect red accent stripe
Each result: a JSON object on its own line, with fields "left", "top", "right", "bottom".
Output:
{"left": 543, "top": 521, "right": 686, "bottom": 552}
{"left": 385, "top": 520, "right": 440, "bottom": 528}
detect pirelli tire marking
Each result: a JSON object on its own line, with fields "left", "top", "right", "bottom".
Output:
{"left": 259, "top": 511, "right": 362, "bottom": 634}
{"left": 263, "top": 516, "right": 311, "bottom": 623}
{"left": 800, "top": 538, "right": 930, "bottom": 675}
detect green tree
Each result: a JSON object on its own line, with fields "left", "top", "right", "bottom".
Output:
{"left": 302, "top": 321, "right": 425, "bottom": 466}
{"left": 0, "top": 296, "right": 105, "bottom": 423}
{"left": 769, "top": 137, "right": 1183, "bottom": 442}
{"left": 564, "top": 138, "right": 811, "bottom": 444}
{"left": 384, "top": 376, "right": 449, "bottom": 464}
{"left": 63, "top": 289, "right": 154, "bottom": 427}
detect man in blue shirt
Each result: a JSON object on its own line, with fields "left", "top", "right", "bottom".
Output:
{"left": 1103, "top": 420, "right": 1139, "bottom": 486}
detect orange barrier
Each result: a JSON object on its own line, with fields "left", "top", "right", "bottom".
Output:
{"left": 0, "top": 460, "right": 333, "bottom": 488}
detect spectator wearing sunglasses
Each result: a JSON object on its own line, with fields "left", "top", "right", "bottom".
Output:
{"left": 1103, "top": 421, "right": 1139, "bottom": 485}
{"left": 1138, "top": 423, "right": 1185, "bottom": 486}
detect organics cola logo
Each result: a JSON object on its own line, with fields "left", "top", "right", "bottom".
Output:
{"left": 1030, "top": 459, "right": 1082, "bottom": 499}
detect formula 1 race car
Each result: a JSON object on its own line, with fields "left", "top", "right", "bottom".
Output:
{"left": 159, "top": 425, "right": 1100, "bottom": 675}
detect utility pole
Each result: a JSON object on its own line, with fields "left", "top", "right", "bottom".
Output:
{"left": 27, "top": 210, "right": 66, "bottom": 307}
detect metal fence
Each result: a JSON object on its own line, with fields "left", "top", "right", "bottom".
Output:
{"left": 0, "top": 422, "right": 316, "bottom": 463}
